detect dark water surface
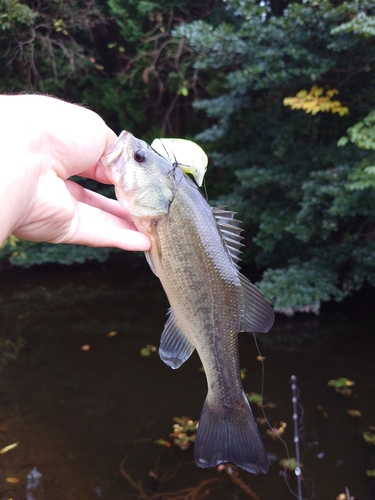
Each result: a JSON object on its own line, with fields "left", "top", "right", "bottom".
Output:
{"left": 0, "top": 255, "right": 374, "bottom": 500}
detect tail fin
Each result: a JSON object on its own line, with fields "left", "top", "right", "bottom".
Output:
{"left": 194, "top": 393, "right": 269, "bottom": 474}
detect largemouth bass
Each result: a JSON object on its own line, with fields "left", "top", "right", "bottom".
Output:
{"left": 100, "top": 131, "right": 274, "bottom": 474}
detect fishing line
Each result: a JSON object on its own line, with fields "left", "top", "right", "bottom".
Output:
{"left": 251, "top": 332, "right": 309, "bottom": 500}
{"left": 202, "top": 178, "right": 209, "bottom": 201}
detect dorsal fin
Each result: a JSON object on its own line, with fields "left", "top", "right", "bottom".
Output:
{"left": 213, "top": 207, "right": 244, "bottom": 267}
{"left": 239, "top": 274, "right": 274, "bottom": 333}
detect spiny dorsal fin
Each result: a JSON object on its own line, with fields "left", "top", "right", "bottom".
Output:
{"left": 213, "top": 207, "right": 244, "bottom": 267}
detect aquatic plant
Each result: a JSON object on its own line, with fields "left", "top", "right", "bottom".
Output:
{"left": 327, "top": 377, "right": 356, "bottom": 396}
{"left": 155, "top": 416, "right": 198, "bottom": 451}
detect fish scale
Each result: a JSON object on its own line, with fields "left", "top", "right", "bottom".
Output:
{"left": 100, "top": 131, "right": 274, "bottom": 474}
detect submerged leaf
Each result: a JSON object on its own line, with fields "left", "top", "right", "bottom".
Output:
{"left": 328, "top": 378, "right": 356, "bottom": 396}
{"left": 267, "top": 421, "right": 287, "bottom": 440}
{"left": 154, "top": 439, "right": 171, "bottom": 448}
{"left": 363, "top": 429, "right": 375, "bottom": 445}
{"left": 327, "top": 377, "right": 355, "bottom": 388}
{"left": 279, "top": 458, "right": 302, "bottom": 472}
{"left": 347, "top": 409, "right": 362, "bottom": 418}
{"left": 6, "top": 477, "right": 20, "bottom": 483}
{"left": 140, "top": 344, "right": 157, "bottom": 357}
{"left": 0, "top": 442, "right": 19, "bottom": 454}
{"left": 246, "top": 392, "right": 276, "bottom": 409}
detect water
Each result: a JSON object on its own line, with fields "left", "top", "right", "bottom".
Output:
{"left": 0, "top": 254, "right": 374, "bottom": 500}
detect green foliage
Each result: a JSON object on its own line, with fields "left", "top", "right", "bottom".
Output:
{"left": 174, "top": 0, "right": 375, "bottom": 312}
{"left": 107, "top": 0, "right": 189, "bottom": 42}
{"left": 0, "top": 0, "right": 36, "bottom": 31}
{"left": 258, "top": 261, "right": 344, "bottom": 316}
{"left": 0, "top": 0, "right": 217, "bottom": 268}
{"left": 331, "top": 11, "right": 375, "bottom": 37}
{"left": 0, "top": 0, "right": 105, "bottom": 92}
{"left": 338, "top": 110, "right": 375, "bottom": 191}
{"left": 339, "top": 110, "right": 375, "bottom": 151}
{"left": 1, "top": 237, "right": 110, "bottom": 267}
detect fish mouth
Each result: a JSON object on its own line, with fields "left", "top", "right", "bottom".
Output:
{"left": 99, "top": 130, "right": 133, "bottom": 179}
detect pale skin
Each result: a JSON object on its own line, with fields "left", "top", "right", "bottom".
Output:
{"left": 0, "top": 94, "right": 151, "bottom": 251}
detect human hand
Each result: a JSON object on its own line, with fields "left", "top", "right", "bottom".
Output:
{"left": 0, "top": 95, "right": 151, "bottom": 251}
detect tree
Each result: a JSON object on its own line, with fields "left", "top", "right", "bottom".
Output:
{"left": 172, "top": 0, "right": 375, "bottom": 313}
{"left": 0, "top": 0, "right": 106, "bottom": 93}
{"left": 0, "top": 0, "right": 220, "bottom": 266}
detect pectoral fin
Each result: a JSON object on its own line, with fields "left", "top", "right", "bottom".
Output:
{"left": 239, "top": 274, "right": 274, "bottom": 333}
{"left": 159, "top": 308, "right": 195, "bottom": 369}
{"left": 144, "top": 220, "right": 162, "bottom": 274}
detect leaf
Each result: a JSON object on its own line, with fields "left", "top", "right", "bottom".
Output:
{"left": 0, "top": 442, "right": 19, "bottom": 454}
{"left": 279, "top": 458, "right": 302, "bottom": 472}
{"left": 327, "top": 377, "right": 355, "bottom": 388}
{"left": 140, "top": 344, "right": 157, "bottom": 357}
{"left": 284, "top": 86, "right": 349, "bottom": 116}
{"left": 6, "top": 477, "right": 20, "bottom": 483}
{"left": 246, "top": 392, "right": 262, "bottom": 404}
{"left": 347, "top": 409, "right": 362, "bottom": 418}
{"left": 363, "top": 430, "right": 375, "bottom": 445}
{"left": 267, "top": 421, "right": 287, "bottom": 439}
{"left": 154, "top": 438, "right": 171, "bottom": 448}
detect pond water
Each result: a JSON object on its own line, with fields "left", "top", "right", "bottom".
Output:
{"left": 0, "top": 254, "right": 374, "bottom": 500}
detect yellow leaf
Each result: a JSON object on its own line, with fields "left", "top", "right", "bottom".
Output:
{"left": 284, "top": 86, "right": 349, "bottom": 116}
{"left": 6, "top": 477, "right": 20, "bottom": 483}
{"left": 0, "top": 442, "right": 19, "bottom": 454}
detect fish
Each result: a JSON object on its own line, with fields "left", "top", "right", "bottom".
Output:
{"left": 100, "top": 131, "right": 274, "bottom": 474}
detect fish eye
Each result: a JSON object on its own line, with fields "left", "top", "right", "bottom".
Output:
{"left": 134, "top": 149, "right": 147, "bottom": 163}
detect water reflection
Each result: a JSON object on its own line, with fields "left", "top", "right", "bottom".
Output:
{"left": 26, "top": 467, "right": 42, "bottom": 500}
{"left": 0, "top": 256, "right": 374, "bottom": 500}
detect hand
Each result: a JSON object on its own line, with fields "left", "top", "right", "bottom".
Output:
{"left": 0, "top": 95, "right": 151, "bottom": 251}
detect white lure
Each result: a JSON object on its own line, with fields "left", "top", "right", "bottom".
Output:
{"left": 151, "top": 138, "right": 208, "bottom": 187}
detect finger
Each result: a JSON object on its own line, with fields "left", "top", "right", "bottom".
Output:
{"left": 40, "top": 98, "right": 118, "bottom": 179}
{"left": 65, "top": 180, "right": 132, "bottom": 222}
{"left": 61, "top": 202, "right": 151, "bottom": 252}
